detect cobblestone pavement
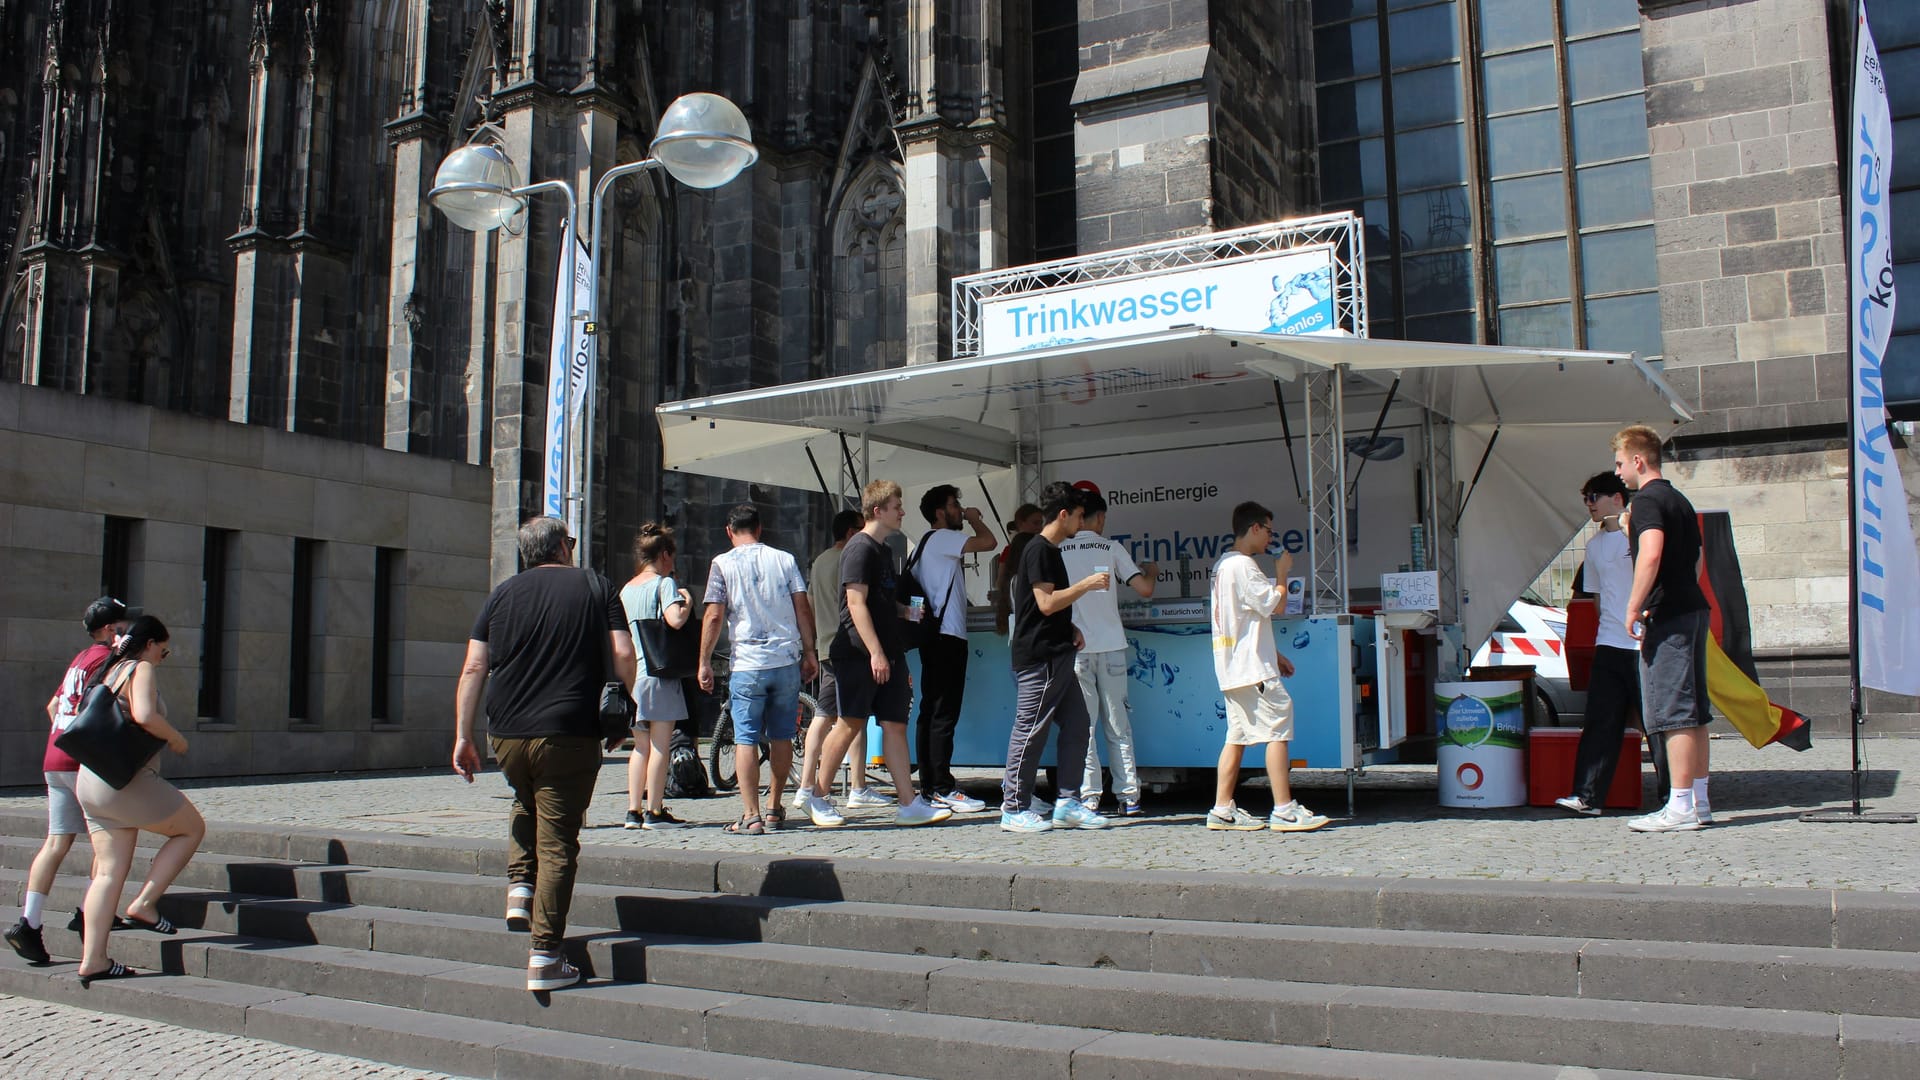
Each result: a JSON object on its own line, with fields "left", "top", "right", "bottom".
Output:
{"left": 0, "top": 993, "right": 467, "bottom": 1079}
{"left": 3, "top": 734, "right": 1917, "bottom": 891}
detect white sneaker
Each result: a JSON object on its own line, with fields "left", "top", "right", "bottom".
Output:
{"left": 1205, "top": 806, "right": 1265, "bottom": 831}
{"left": 1554, "top": 795, "right": 1601, "bottom": 817}
{"left": 1269, "top": 801, "right": 1329, "bottom": 832}
{"left": 791, "top": 786, "right": 815, "bottom": 811}
{"left": 846, "top": 787, "right": 893, "bottom": 809}
{"left": 1697, "top": 806, "right": 1714, "bottom": 825}
{"left": 999, "top": 809, "right": 1053, "bottom": 834}
{"left": 1052, "top": 798, "right": 1110, "bottom": 830}
{"left": 806, "top": 794, "right": 845, "bottom": 828}
{"left": 896, "top": 795, "right": 953, "bottom": 826}
{"left": 1628, "top": 804, "right": 1703, "bottom": 832}
{"left": 936, "top": 790, "right": 988, "bottom": 814}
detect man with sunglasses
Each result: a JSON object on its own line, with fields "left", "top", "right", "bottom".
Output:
{"left": 1554, "top": 473, "right": 1650, "bottom": 817}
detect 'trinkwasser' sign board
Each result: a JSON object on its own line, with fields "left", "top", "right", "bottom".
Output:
{"left": 979, "top": 246, "right": 1336, "bottom": 354}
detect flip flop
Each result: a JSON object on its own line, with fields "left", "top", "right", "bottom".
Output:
{"left": 78, "top": 960, "right": 135, "bottom": 988}
{"left": 114, "top": 913, "right": 176, "bottom": 935}
{"left": 724, "top": 816, "right": 765, "bottom": 835}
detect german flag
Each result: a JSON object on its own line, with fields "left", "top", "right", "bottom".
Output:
{"left": 1697, "top": 511, "right": 1812, "bottom": 751}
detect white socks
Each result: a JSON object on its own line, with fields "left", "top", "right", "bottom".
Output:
{"left": 21, "top": 892, "right": 46, "bottom": 930}
{"left": 1692, "top": 778, "right": 1710, "bottom": 816}
{"left": 1666, "top": 788, "right": 1696, "bottom": 815}
{"left": 1211, "top": 803, "right": 1235, "bottom": 817}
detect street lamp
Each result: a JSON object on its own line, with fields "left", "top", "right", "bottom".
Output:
{"left": 426, "top": 92, "right": 759, "bottom": 570}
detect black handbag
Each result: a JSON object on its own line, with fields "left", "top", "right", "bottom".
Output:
{"left": 585, "top": 571, "right": 635, "bottom": 743}
{"left": 54, "top": 667, "right": 165, "bottom": 790}
{"left": 633, "top": 577, "right": 699, "bottom": 679}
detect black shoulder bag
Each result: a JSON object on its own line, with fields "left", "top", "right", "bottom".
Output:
{"left": 633, "top": 577, "right": 699, "bottom": 679}
{"left": 585, "top": 571, "right": 636, "bottom": 744}
{"left": 55, "top": 661, "right": 166, "bottom": 790}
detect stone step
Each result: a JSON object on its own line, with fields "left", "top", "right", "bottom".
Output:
{"left": 0, "top": 959, "right": 899, "bottom": 1079}
{"left": 12, "top": 870, "right": 1918, "bottom": 1080}
{"left": 13, "top": 850, "right": 1920, "bottom": 1021}
{"left": 6, "top": 922, "right": 1753, "bottom": 1080}
{"left": 6, "top": 824, "right": 1917, "bottom": 954}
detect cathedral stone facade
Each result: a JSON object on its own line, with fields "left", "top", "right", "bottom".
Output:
{"left": 0, "top": 1, "right": 1318, "bottom": 780}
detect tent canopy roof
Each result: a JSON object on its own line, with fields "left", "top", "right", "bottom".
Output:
{"left": 657, "top": 329, "right": 1691, "bottom": 494}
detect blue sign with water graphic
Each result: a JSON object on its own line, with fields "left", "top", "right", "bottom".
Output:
{"left": 897, "top": 614, "right": 1364, "bottom": 773}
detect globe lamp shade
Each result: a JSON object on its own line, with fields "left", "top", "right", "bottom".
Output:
{"left": 428, "top": 143, "right": 526, "bottom": 232}
{"left": 649, "top": 93, "right": 759, "bottom": 190}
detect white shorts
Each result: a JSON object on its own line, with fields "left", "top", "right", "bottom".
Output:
{"left": 45, "top": 771, "right": 84, "bottom": 836}
{"left": 1224, "top": 680, "right": 1295, "bottom": 746}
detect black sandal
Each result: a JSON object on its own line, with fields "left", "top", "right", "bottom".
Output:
{"left": 115, "top": 913, "right": 176, "bottom": 935}
{"left": 724, "top": 816, "right": 765, "bottom": 835}
{"left": 78, "top": 960, "right": 134, "bottom": 987}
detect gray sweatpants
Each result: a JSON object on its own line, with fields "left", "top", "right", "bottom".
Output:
{"left": 1001, "top": 651, "right": 1091, "bottom": 813}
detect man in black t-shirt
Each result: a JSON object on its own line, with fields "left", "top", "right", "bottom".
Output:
{"left": 453, "top": 516, "right": 635, "bottom": 991}
{"left": 1000, "top": 481, "right": 1113, "bottom": 833}
{"left": 807, "top": 480, "right": 953, "bottom": 828}
{"left": 1613, "top": 425, "right": 1713, "bottom": 834}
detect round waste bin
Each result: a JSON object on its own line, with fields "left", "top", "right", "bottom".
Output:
{"left": 1435, "top": 680, "right": 1527, "bottom": 807}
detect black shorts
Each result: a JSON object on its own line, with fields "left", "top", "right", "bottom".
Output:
{"left": 829, "top": 652, "right": 910, "bottom": 725}
{"left": 1640, "top": 608, "right": 1710, "bottom": 734}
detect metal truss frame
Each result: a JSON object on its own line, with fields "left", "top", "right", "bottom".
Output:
{"left": 951, "top": 213, "right": 1369, "bottom": 357}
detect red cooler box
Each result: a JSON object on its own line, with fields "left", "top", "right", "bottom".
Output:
{"left": 1527, "top": 727, "right": 1643, "bottom": 809}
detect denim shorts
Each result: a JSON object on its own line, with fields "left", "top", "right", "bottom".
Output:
{"left": 730, "top": 663, "right": 801, "bottom": 746}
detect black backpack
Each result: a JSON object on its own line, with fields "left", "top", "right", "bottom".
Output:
{"left": 895, "top": 530, "right": 955, "bottom": 652}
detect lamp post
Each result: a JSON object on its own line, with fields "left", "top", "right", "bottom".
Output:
{"left": 426, "top": 93, "right": 758, "bottom": 570}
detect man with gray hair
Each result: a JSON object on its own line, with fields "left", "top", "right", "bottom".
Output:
{"left": 454, "top": 516, "right": 634, "bottom": 992}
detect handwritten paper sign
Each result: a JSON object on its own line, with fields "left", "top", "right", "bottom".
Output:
{"left": 1381, "top": 571, "right": 1439, "bottom": 612}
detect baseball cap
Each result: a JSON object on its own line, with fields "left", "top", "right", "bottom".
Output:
{"left": 83, "top": 596, "right": 130, "bottom": 634}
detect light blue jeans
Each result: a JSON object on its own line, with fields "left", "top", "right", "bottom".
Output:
{"left": 1077, "top": 648, "right": 1139, "bottom": 803}
{"left": 730, "top": 663, "right": 801, "bottom": 746}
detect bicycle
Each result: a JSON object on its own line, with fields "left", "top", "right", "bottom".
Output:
{"left": 708, "top": 690, "right": 815, "bottom": 792}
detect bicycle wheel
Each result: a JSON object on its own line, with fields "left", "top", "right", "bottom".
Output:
{"left": 709, "top": 709, "right": 739, "bottom": 792}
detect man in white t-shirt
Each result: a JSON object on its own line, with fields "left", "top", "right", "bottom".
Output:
{"left": 1205, "top": 501, "right": 1328, "bottom": 833}
{"left": 698, "top": 505, "right": 817, "bottom": 833}
{"left": 1555, "top": 471, "right": 1651, "bottom": 817}
{"left": 910, "top": 485, "right": 998, "bottom": 813}
{"left": 1059, "top": 489, "right": 1155, "bottom": 815}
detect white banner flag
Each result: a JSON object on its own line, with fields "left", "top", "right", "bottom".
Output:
{"left": 1851, "top": 3, "right": 1920, "bottom": 697}
{"left": 542, "top": 228, "right": 592, "bottom": 544}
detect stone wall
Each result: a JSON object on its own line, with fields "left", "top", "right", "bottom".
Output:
{"left": 1636, "top": 0, "right": 1920, "bottom": 722}
{"left": 0, "top": 382, "right": 491, "bottom": 786}
{"left": 1642, "top": 0, "right": 1850, "bottom": 438}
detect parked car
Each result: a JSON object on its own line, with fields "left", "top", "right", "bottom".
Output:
{"left": 1469, "top": 593, "right": 1585, "bottom": 727}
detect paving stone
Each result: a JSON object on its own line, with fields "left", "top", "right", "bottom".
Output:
{"left": 0, "top": 992, "right": 467, "bottom": 1079}
{"left": 495, "top": 1029, "right": 905, "bottom": 1080}
{"left": 1836, "top": 1013, "right": 1920, "bottom": 1080}
{"left": 644, "top": 939, "right": 957, "bottom": 1011}
{"left": 1148, "top": 919, "right": 1581, "bottom": 997}
{"left": 421, "top": 962, "right": 737, "bottom": 1048}
{"left": 1068, "top": 1031, "right": 1710, "bottom": 1080}
{"left": 1329, "top": 986, "right": 1840, "bottom": 1080}
{"left": 802, "top": 901, "right": 1153, "bottom": 969}
{"left": 1577, "top": 939, "right": 1920, "bottom": 1016}
{"left": 702, "top": 995, "right": 1097, "bottom": 1080}
{"left": 927, "top": 960, "right": 1330, "bottom": 1046}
